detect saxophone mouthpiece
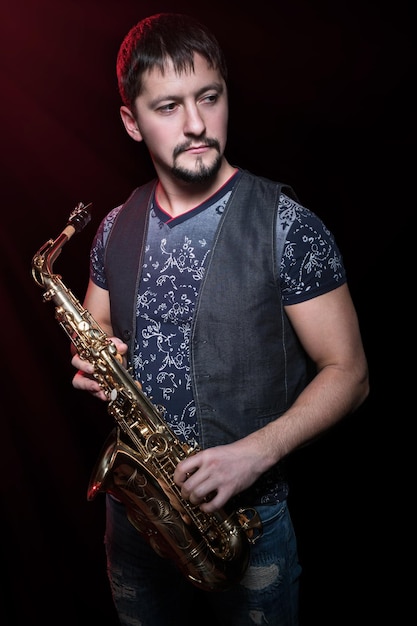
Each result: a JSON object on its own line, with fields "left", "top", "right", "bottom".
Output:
{"left": 68, "top": 202, "right": 93, "bottom": 232}
{"left": 62, "top": 202, "right": 93, "bottom": 241}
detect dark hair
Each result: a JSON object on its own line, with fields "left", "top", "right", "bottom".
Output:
{"left": 116, "top": 13, "right": 228, "bottom": 109}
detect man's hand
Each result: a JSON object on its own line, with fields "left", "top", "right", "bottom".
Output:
{"left": 173, "top": 437, "right": 266, "bottom": 513}
{"left": 71, "top": 337, "right": 128, "bottom": 401}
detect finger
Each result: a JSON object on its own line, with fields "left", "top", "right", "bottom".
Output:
{"left": 174, "top": 459, "right": 199, "bottom": 486}
{"left": 110, "top": 337, "right": 128, "bottom": 355}
{"left": 182, "top": 471, "right": 218, "bottom": 503}
{"left": 199, "top": 492, "right": 224, "bottom": 513}
{"left": 72, "top": 370, "right": 101, "bottom": 393}
{"left": 71, "top": 354, "right": 95, "bottom": 374}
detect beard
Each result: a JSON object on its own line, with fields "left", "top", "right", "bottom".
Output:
{"left": 171, "top": 138, "right": 222, "bottom": 183}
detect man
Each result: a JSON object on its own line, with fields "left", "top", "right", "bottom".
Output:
{"left": 71, "top": 12, "right": 369, "bottom": 626}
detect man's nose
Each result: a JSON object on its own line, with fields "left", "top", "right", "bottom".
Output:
{"left": 183, "top": 104, "right": 206, "bottom": 135}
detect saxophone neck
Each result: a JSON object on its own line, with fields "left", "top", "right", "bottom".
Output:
{"left": 31, "top": 202, "right": 92, "bottom": 288}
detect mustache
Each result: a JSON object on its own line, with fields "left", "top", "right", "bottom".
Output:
{"left": 173, "top": 138, "right": 220, "bottom": 158}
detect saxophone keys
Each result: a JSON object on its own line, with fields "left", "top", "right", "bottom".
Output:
{"left": 237, "top": 507, "right": 263, "bottom": 544}
{"left": 146, "top": 433, "right": 169, "bottom": 457}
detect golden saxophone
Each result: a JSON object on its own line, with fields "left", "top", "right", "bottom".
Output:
{"left": 31, "top": 202, "right": 262, "bottom": 592}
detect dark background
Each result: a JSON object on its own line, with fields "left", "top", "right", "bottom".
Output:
{"left": 1, "top": 1, "right": 412, "bottom": 624}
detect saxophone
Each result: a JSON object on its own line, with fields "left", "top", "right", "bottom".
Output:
{"left": 32, "top": 203, "right": 262, "bottom": 592}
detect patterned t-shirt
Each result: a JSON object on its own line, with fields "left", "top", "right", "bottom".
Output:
{"left": 90, "top": 174, "right": 346, "bottom": 451}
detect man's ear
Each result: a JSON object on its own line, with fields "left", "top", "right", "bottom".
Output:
{"left": 120, "top": 106, "right": 143, "bottom": 142}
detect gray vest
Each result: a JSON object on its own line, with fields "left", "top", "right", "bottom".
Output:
{"left": 105, "top": 170, "right": 311, "bottom": 451}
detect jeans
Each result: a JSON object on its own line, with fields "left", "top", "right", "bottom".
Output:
{"left": 104, "top": 494, "right": 301, "bottom": 626}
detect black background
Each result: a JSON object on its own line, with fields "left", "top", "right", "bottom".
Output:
{"left": 1, "top": 1, "right": 412, "bottom": 624}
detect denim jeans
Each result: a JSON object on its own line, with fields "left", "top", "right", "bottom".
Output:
{"left": 104, "top": 494, "right": 301, "bottom": 626}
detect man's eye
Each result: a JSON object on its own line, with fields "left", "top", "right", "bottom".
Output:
{"left": 158, "top": 103, "right": 177, "bottom": 113}
{"left": 202, "top": 94, "right": 218, "bottom": 104}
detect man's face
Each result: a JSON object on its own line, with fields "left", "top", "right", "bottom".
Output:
{"left": 132, "top": 53, "right": 229, "bottom": 183}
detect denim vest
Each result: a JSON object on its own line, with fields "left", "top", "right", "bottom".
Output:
{"left": 105, "top": 170, "right": 311, "bottom": 455}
